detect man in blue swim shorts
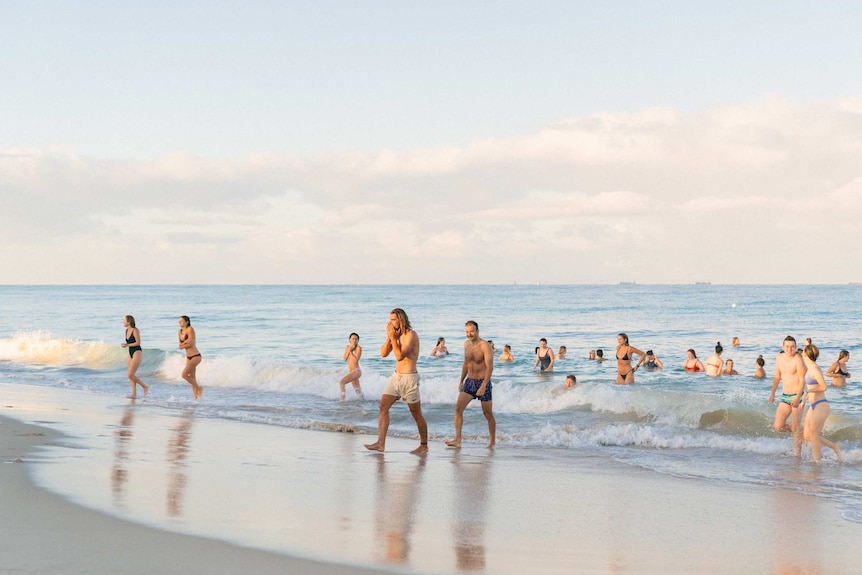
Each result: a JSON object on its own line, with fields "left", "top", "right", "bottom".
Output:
{"left": 446, "top": 320, "right": 496, "bottom": 449}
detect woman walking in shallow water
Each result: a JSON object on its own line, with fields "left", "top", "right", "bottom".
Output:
{"left": 801, "top": 342, "right": 841, "bottom": 462}
{"left": 121, "top": 315, "right": 148, "bottom": 398}
{"left": 615, "top": 333, "right": 645, "bottom": 384}
{"left": 339, "top": 332, "right": 364, "bottom": 401}
{"left": 178, "top": 315, "right": 203, "bottom": 399}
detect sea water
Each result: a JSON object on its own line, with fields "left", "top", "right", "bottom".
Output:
{"left": 2, "top": 284, "right": 862, "bottom": 521}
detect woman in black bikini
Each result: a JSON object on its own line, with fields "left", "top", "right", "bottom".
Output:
{"left": 615, "top": 333, "right": 645, "bottom": 384}
{"left": 178, "top": 315, "right": 203, "bottom": 399}
{"left": 533, "top": 338, "right": 554, "bottom": 372}
{"left": 825, "top": 349, "right": 851, "bottom": 387}
{"left": 121, "top": 315, "right": 148, "bottom": 398}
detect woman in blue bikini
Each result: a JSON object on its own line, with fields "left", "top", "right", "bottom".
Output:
{"left": 801, "top": 342, "right": 841, "bottom": 462}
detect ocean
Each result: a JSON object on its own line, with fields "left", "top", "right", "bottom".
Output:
{"left": 2, "top": 284, "right": 862, "bottom": 522}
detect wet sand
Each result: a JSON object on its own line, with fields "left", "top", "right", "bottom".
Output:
{"left": 2, "top": 382, "right": 861, "bottom": 574}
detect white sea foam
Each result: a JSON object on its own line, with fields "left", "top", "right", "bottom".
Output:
{"left": 0, "top": 332, "right": 126, "bottom": 369}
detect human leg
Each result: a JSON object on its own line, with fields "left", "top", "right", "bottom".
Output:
{"left": 364, "top": 394, "right": 398, "bottom": 452}
{"left": 408, "top": 400, "right": 428, "bottom": 455}
{"left": 481, "top": 400, "right": 496, "bottom": 448}
{"left": 127, "top": 351, "right": 147, "bottom": 398}
{"left": 773, "top": 402, "right": 792, "bottom": 432}
{"left": 445, "top": 392, "right": 473, "bottom": 448}
{"left": 182, "top": 355, "right": 203, "bottom": 399}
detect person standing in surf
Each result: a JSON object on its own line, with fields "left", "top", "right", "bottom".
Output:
{"left": 446, "top": 320, "right": 496, "bottom": 449}
{"left": 801, "top": 341, "right": 841, "bottom": 462}
{"left": 364, "top": 308, "right": 428, "bottom": 455}
{"left": 178, "top": 315, "right": 203, "bottom": 399}
{"left": 768, "top": 336, "right": 806, "bottom": 456}
{"left": 615, "top": 333, "right": 645, "bottom": 384}
{"left": 339, "top": 332, "right": 364, "bottom": 401}
{"left": 121, "top": 315, "right": 148, "bottom": 399}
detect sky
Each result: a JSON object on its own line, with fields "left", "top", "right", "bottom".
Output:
{"left": 2, "top": 1, "right": 861, "bottom": 284}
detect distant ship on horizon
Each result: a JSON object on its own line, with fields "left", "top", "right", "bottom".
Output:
{"left": 619, "top": 280, "right": 637, "bottom": 285}
{"left": 695, "top": 281, "right": 712, "bottom": 285}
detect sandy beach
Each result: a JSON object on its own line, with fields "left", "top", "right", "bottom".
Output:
{"left": 2, "top": 381, "right": 861, "bottom": 574}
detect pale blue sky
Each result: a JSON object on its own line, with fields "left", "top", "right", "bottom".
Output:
{"left": 2, "top": 2, "right": 861, "bottom": 283}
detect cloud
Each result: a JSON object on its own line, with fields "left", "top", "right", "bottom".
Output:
{"left": 2, "top": 97, "right": 861, "bottom": 283}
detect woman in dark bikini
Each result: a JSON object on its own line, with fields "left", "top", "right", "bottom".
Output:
{"left": 178, "top": 315, "right": 203, "bottom": 399}
{"left": 121, "top": 315, "right": 148, "bottom": 398}
{"left": 533, "top": 338, "right": 555, "bottom": 372}
{"left": 684, "top": 349, "right": 705, "bottom": 372}
{"left": 801, "top": 342, "right": 841, "bottom": 461}
{"left": 825, "top": 350, "right": 851, "bottom": 387}
{"left": 615, "top": 333, "right": 644, "bottom": 384}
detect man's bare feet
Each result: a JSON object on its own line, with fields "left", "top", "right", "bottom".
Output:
{"left": 364, "top": 442, "right": 385, "bottom": 452}
{"left": 444, "top": 439, "right": 461, "bottom": 448}
{"left": 410, "top": 442, "right": 429, "bottom": 456}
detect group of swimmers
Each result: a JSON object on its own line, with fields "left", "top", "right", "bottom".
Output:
{"left": 121, "top": 315, "right": 203, "bottom": 400}
{"left": 343, "top": 321, "right": 846, "bottom": 461}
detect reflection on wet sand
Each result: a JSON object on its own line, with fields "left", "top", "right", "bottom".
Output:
{"left": 111, "top": 403, "right": 135, "bottom": 505}
{"left": 451, "top": 452, "right": 492, "bottom": 571}
{"left": 372, "top": 455, "right": 427, "bottom": 564}
{"left": 166, "top": 412, "right": 194, "bottom": 517}
{"left": 770, "top": 466, "right": 824, "bottom": 575}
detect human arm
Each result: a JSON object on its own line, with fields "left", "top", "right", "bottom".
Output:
{"left": 769, "top": 360, "right": 781, "bottom": 403}
{"left": 380, "top": 322, "right": 395, "bottom": 357}
{"left": 179, "top": 328, "right": 195, "bottom": 349}
{"left": 655, "top": 357, "right": 663, "bottom": 368}
{"left": 790, "top": 356, "right": 806, "bottom": 407}
{"left": 630, "top": 347, "right": 645, "bottom": 372}
{"left": 459, "top": 346, "right": 469, "bottom": 392}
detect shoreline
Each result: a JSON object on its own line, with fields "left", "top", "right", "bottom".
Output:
{"left": 0, "top": 412, "right": 381, "bottom": 575}
{"left": 2, "top": 382, "right": 862, "bottom": 574}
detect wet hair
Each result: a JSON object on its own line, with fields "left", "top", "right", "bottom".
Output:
{"left": 180, "top": 315, "right": 191, "bottom": 327}
{"left": 714, "top": 342, "right": 723, "bottom": 355}
{"left": 558, "top": 346, "right": 567, "bottom": 352}
{"left": 784, "top": 335, "right": 796, "bottom": 344}
{"left": 756, "top": 355, "right": 765, "bottom": 367}
{"left": 437, "top": 337, "right": 446, "bottom": 344}
{"left": 465, "top": 320, "right": 478, "bottom": 330}
{"left": 726, "top": 359, "right": 734, "bottom": 366}
{"left": 540, "top": 338, "right": 547, "bottom": 344}
{"left": 390, "top": 308, "right": 411, "bottom": 331}
{"left": 566, "top": 374, "right": 577, "bottom": 384}
{"left": 596, "top": 349, "right": 604, "bottom": 358}
{"left": 804, "top": 343, "right": 819, "bottom": 361}
{"left": 646, "top": 350, "right": 654, "bottom": 356}
{"left": 805, "top": 338, "right": 812, "bottom": 346}
{"left": 125, "top": 315, "right": 136, "bottom": 328}
{"left": 687, "top": 348, "right": 697, "bottom": 358}
{"left": 839, "top": 349, "right": 850, "bottom": 360}
{"left": 349, "top": 332, "right": 359, "bottom": 340}
{"left": 618, "top": 333, "right": 629, "bottom": 345}
{"left": 504, "top": 344, "right": 511, "bottom": 352}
